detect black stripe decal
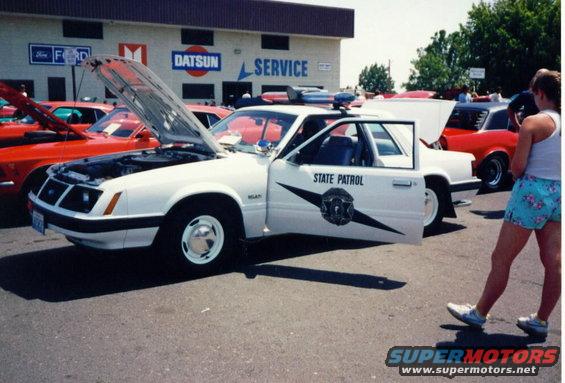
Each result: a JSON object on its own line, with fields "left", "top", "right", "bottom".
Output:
{"left": 277, "top": 182, "right": 404, "bottom": 235}
{"left": 32, "top": 203, "right": 162, "bottom": 233}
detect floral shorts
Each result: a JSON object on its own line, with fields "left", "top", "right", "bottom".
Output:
{"left": 504, "top": 175, "right": 561, "bottom": 229}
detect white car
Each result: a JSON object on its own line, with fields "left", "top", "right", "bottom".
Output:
{"left": 29, "top": 56, "right": 480, "bottom": 274}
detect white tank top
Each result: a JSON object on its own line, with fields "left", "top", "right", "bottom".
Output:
{"left": 524, "top": 109, "right": 561, "bottom": 180}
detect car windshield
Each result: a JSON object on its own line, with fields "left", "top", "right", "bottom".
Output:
{"left": 18, "top": 104, "right": 54, "bottom": 124}
{"left": 210, "top": 110, "right": 297, "bottom": 153}
{"left": 86, "top": 107, "right": 141, "bottom": 138}
{"left": 446, "top": 108, "right": 488, "bottom": 130}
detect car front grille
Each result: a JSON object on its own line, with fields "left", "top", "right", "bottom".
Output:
{"left": 38, "top": 179, "right": 69, "bottom": 205}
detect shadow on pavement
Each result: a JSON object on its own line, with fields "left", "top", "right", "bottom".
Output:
{"left": 0, "top": 197, "right": 29, "bottom": 229}
{"left": 0, "top": 234, "right": 399, "bottom": 302}
{"left": 240, "top": 264, "right": 405, "bottom": 290}
{"left": 437, "top": 324, "right": 547, "bottom": 348}
{"left": 470, "top": 210, "right": 506, "bottom": 220}
{"left": 424, "top": 222, "right": 466, "bottom": 238}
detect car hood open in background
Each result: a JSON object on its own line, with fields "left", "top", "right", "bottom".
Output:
{"left": 361, "top": 99, "right": 456, "bottom": 144}
{"left": 82, "top": 55, "right": 224, "bottom": 154}
{"left": 0, "top": 81, "right": 87, "bottom": 138}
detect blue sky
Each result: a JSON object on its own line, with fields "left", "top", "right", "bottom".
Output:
{"left": 278, "top": 0, "right": 481, "bottom": 91}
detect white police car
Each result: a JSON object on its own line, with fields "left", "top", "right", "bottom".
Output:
{"left": 29, "top": 56, "right": 480, "bottom": 274}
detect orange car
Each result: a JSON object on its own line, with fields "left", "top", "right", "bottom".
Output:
{"left": 0, "top": 82, "right": 113, "bottom": 147}
{"left": 0, "top": 103, "right": 230, "bottom": 202}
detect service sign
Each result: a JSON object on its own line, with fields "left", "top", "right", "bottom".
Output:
{"left": 29, "top": 43, "right": 91, "bottom": 66}
{"left": 237, "top": 59, "right": 309, "bottom": 81}
{"left": 172, "top": 46, "right": 221, "bottom": 77}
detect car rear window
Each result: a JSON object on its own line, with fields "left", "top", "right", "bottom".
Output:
{"left": 446, "top": 109, "right": 488, "bottom": 131}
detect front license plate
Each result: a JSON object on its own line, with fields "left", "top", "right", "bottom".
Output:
{"left": 32, "top": 210, "right": 45, "bottom": 235}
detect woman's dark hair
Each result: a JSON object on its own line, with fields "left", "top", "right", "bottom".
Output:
{"left": 531, "top": 70, "right": 561, "bottom": 113}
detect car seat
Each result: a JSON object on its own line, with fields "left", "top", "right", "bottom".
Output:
{"left": 313, "top": 136, "right": 355, "bottom": 166}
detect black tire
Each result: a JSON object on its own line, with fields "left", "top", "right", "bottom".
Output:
{"left": 423, "top": 179, "right": 447, "bottom": 236}
{"left": 18, "top": 168, "right": 49, "bottom": 212}
{"left": 158, "top": 204, "right": 237, "bottom": 275}
{"left": 479, "top": 154, "right": 508, "bottom": 191}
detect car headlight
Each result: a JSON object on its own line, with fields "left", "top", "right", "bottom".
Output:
{"left": 59, "top": 186, "right": 102, "bottom": 213}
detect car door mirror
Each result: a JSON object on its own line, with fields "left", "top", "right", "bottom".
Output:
{"left": 254, "top": 139, "right": 272, "bottom": 155}
{"left": 135, "top": 129, "right": 151, "bottom": 141}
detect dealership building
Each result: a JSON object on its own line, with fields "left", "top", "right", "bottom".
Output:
{"left": 0, "top": 0, "right": 353, "bottom": 104}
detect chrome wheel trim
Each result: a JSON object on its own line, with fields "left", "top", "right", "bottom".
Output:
{"left": 485, "top": 157, "right": 503, "bottom": 187}
{"left": 180, "top": 215, "right": 224, "bottom": 265}
{"left": 424, "top": 188, "right": 439, "bottom": 227}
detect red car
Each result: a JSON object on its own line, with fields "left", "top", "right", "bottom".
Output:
{"left": 440, "top": 102, "right": 516, "bottom": 190}
{"left": 0, "top": 103, "right": 230, "bottom": 203}
{"left": 0, "top": 82, "right": 113, "bottom": 147}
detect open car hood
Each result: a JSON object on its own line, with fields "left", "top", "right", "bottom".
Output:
{"left": 0, "top": 82, "right": 87, "bottom": 138}
{"left": 361, "top": 99, "right": 456, "bottom": 144}
{"left": 82, "top": 55, "right": 223, "bottom": 154}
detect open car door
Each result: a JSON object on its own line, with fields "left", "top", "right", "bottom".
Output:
{"left": 266, "top": 117, "right": 425, "bottom": 245}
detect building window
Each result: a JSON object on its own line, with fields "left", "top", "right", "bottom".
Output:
{"left": 181, "top": 29, "right": 214, "bottom": 46}
{"left": 261, "top": 35, "right": 289, "bottom": 50}
{"left": 261, "top": 85, "right": 288, "bottom": 93}
{"left": 182, "top": 84, "right": 215, "bottom": 99}
{"left": 1, "top": 80, "right": 34, "bottom": 98}
{"left": 63, "top": 20, "right": 103, "bottom": 39}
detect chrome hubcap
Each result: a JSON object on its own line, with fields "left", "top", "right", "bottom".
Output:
{"left": 424, "top": 188, "right": 439, "bottom": 227}
{"left": 181, "top": 215, "right": 224, "bottom": 265}
{"left": 486, "top": 158, "right": 503, "bottom": 187}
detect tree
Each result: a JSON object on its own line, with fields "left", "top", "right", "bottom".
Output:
{"left": 461, "top": 0, "right": 560, "bottom": 95}
{"left": 403, "top": 30, "right": 469, "bottom": 93}
{"left": 358, "top": 63, "right": 394, "bottom": 93}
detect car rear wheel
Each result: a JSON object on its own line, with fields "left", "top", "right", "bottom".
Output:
{"left": 159, "top": 204, "right": 236, "bottom": 275}
{"left": 424, "top": 179, "right": 447, "bottom": 236}
{"left": 479, "top": 154, "right": 508, "bottom": 191}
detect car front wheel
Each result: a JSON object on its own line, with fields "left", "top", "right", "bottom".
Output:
{"left": 423, "top": 179, "right": 447, "bottom": 236}
{"left": 159, "top": 204, "right": 236, "bottom": 275}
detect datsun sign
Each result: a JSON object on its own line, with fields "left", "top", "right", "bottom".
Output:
{"left": 172, "top": 46, "right": 221, "bottom": 77}
{"left": 29, "top": 43, "right": 91, "bottom": 66}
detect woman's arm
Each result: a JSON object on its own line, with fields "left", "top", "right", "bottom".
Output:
{"left": 511, "top": 117, "right": 535, "bottom": 178}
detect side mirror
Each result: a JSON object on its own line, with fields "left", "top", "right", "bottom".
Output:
{"left": 254, "top": 139, "right": 272, "bottom": 155}
{"left": 135, "top": 129, "right": 151, "bottom": 141}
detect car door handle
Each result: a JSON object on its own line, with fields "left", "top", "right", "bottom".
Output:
{"left": 393, "top": 179, "right": 412, "bottom": 187}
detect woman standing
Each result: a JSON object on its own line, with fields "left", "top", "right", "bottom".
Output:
{"left": 447, "top": 70, "right": 561, "bottom": 337}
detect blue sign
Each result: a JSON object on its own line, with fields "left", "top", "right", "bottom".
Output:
{"left": 29, "top": 44, "right": 91, "bottom": 66}
{"left": 238, "top": 59, "right": 309, "bottom": 81}
{"left": 171, "top": 50, "right": 222, "bottom": 72}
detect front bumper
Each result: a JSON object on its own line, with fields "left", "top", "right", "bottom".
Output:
{"left": 30, "top": 197, "right": 162, "bottom": 250}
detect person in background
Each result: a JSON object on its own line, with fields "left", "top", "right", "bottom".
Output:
{"left": 19, "top": 84, "right": 27, "bottom": 98}
{"left": 490, "top": 86, "right": 503, "bottom": 102}
{"left": 446, "top": 70, "right": 561, "bottom": 338}
{"left": 508, "top": 69, "right": 548, "bottom": 131}
{"left": 242, "top": 91, "right": 251, "bottom": 99}
{"left": 457, "top": 85, "right": 472, "bottom": 103}
{"left": 374, "top": 90, "right": 385, "bottom": 100}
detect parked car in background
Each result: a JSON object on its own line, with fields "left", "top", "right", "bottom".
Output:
{"left": 0, "top": 82, "right": 113, "bottom": 147}
{"left": 440, "top": 102, "right": 517, "bottom": 191}
{"left": 0, "top": 98, "right": 17, "bottom": 122}
{"left": 392, "top": 90, "right": 437, "bottom": 99}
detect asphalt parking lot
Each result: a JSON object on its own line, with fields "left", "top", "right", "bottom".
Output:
{"left": 0, "top": 188, "right": 560, "bottom": 383}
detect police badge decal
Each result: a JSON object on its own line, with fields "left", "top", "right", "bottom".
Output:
{"left": 320, "top": 188, "right": 355, "bottom": 226}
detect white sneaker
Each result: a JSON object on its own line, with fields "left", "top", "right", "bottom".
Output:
{"left": 517, "top": 314, "right": 548, "bottom": 337}
{"left": 447, "top": 303, "right": 486, "bottom": 328}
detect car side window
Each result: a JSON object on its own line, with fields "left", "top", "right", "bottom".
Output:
{"left": 192, "top": 112, "right": 210, "bottom": 128}
{"left": 207, "top": 113, "right": 220, "bottom": 127}
{"left": 290, "top": 122, "right": 373, "bottom": 167}
{"left": 485, "top": 110, "right": 510, "bottom": 130}
{"left": 365, "top": 123, "right": 402, "bottom": 156}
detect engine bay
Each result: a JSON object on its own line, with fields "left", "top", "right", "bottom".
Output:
{"left": 53, "top": 147, "right": 214, "bottom": 185}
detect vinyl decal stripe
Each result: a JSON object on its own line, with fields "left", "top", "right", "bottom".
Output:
{"left": 277, "top": 182, "right": 404, "bottom": 235}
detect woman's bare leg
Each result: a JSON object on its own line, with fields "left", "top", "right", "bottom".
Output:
{"left": 535, "top": 221, "right": 561, "bottom": 321}
{"left": 475, "top": 221, "right": 532, "bottom": 316}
